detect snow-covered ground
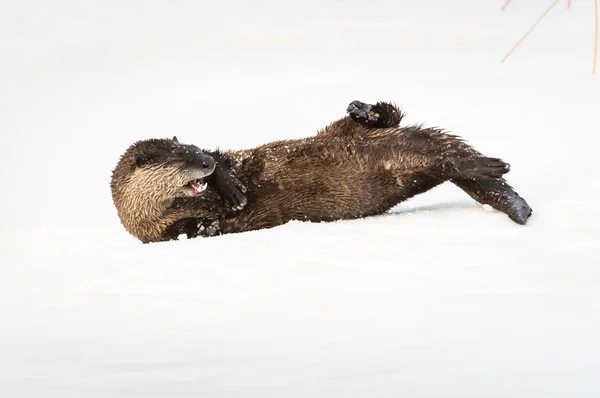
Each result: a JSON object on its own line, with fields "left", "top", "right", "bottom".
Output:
{"left": 1, "top": 0, "right": 599, "bottom": 396}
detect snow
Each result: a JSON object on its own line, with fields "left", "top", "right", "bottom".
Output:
{"left": 1, "top": 0, "right": 599, "bottom": 397}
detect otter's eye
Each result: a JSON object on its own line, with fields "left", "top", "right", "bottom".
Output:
{"left": 134, "top": 155, "right": 158, "bottom": 168}
{"left": 134, "top": 156, "right": 146, "bottom": 167}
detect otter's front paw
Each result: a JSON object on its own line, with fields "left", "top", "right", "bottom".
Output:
{"left": 197, "top": 219, "right": 221, "bottom": 237}
{"left": 209, "top": 165, "right": 248, "bottom": 210}
{"left": 347, "top": 100, "right": 381, "bottom": 126}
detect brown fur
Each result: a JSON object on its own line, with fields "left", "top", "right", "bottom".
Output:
{"left": 111, "top": 102, "right": 532, "bottom": 243}
{"left": 110, "top": 138, "right": 223, "bottom": 243}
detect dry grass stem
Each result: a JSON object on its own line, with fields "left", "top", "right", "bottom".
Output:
{"left": 594, "top": 0, "right": 598, "bottom": 73}
{"left": 501, "top": 0, "right": 561, "bottom": 63}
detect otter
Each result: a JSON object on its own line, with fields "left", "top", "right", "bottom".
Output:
{"left": 110, "top": 100, "right": 532, "bottom": 243}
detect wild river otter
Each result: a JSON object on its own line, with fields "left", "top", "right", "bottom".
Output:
{"left": 110, "top": 100, "right": 532, "bottom": 243}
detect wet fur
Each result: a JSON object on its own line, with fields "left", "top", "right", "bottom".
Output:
{"left": 111, "top": 138, "right": 232, "bottom": 243}
{"left": 111, "top": 102, "right": 532, "bottom": 243}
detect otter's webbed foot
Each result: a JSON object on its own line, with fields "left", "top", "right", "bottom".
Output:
{"left": 455, "top": 157, "right": 511, "bottom": 181}
{"left": 347, "top": 100, "right": 404, "bottom": 128}
{"left": 206, "top": 151, "right": 247, "bottom": 210}
{"left": 347, "top": 101, "right": 382, "bottom": 127}
{"left": 195, "top": 219, "right": 222, "bottom": 237}
{"left": 165, "top": 218, "right": 222, "bottom": 240}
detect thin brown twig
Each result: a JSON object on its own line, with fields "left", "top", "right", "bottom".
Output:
{"left": 501, "top": 0, "right": 561, "bottom": 63}
{"left": 594, "top": 0, "right": 598, "bottom": 74}
{"left": 501, "top": 0, "right": 512, "bottom": 11}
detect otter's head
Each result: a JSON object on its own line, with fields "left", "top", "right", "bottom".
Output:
{"left": 110, "top": 137, "right": 217, "bottom": 241}
{"left": 113, "top": 136, "right": 216, "bottom": 199}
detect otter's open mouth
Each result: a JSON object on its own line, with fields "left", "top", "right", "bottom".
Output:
{"left": 188, "top": 178, "right": 207, "bottom": 195}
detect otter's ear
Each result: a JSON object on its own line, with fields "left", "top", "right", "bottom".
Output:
{"left": 172, "top": 136, "right": 179, "bottom": 143}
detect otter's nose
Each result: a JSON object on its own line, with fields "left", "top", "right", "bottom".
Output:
{"left": 198, "top": 153, "right": 216, "bottom": 173}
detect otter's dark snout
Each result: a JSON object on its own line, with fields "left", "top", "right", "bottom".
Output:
{"left": 194, "top": 153, "right": 214, "bottom": 168}
{"left": 176, "top": 145, "right": 216, "bottom": 174}
{"left": 191, "top": 151, "right": 216, "bottom": 174}
{"left": 201, "top": 158, "right": 213, "bottom": 169}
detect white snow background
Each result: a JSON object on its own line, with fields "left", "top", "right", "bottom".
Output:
{"left": 1, "top": 0, "right": 599, "bottom": 397}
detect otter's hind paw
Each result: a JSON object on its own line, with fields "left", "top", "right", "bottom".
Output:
{"left": 347, "top": 101, "right": 381, "bottom": 127}
{"left": 456, "top": 157, "right": 511, "bottom": 181}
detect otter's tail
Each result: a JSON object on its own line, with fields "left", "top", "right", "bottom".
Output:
{"left": 453, "top": 178, "right": 532, "bottom": 225}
